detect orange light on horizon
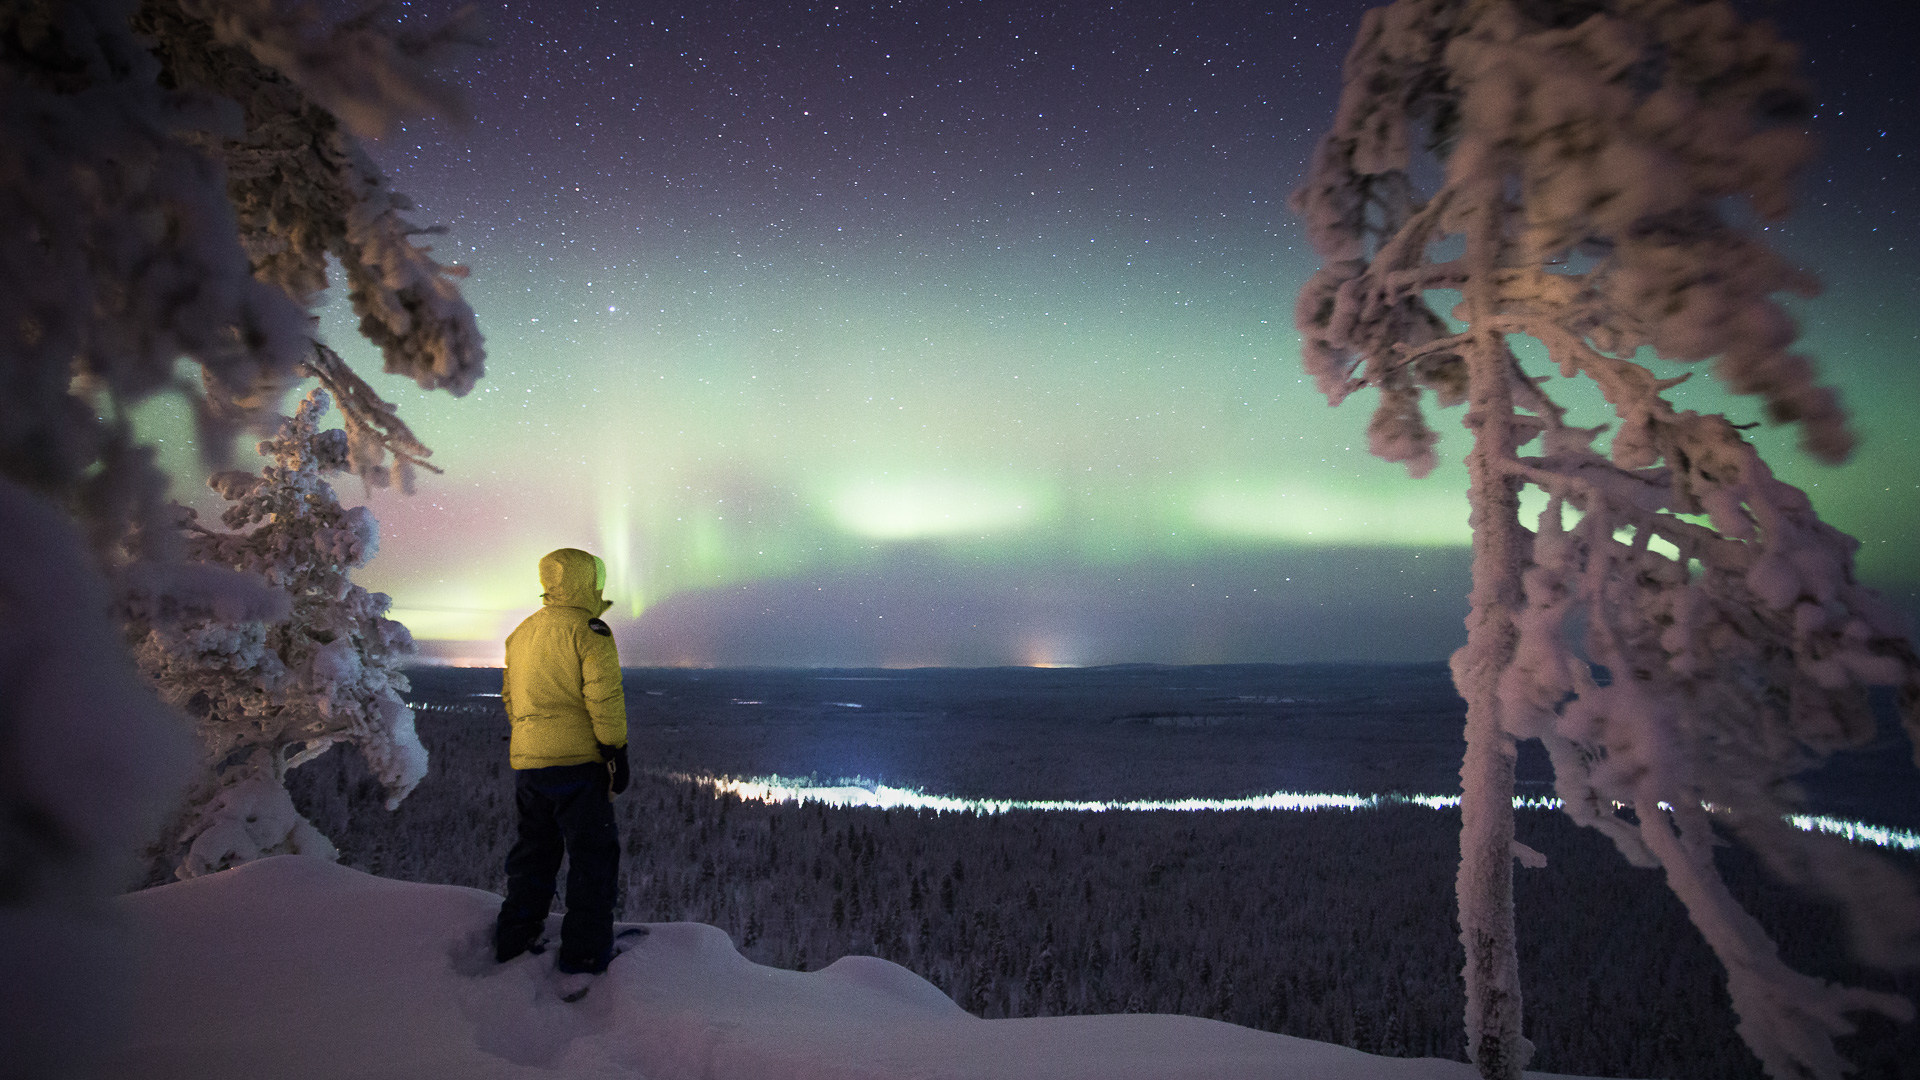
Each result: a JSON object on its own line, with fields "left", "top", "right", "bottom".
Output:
{"left": 1018, "top": 633, "right": 1082, "bottom": 669}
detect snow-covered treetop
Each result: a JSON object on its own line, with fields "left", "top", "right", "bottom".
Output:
{"left": 1294, "top": 0, "right": 1841, "bottom": 474}
{"left": 168, "top": 387, "right": 422, "bottom": 791}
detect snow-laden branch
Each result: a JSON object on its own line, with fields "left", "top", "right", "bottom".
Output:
{"left": 5, "top": 0, "right": 484, "bottom": 551}
{"left": 137, "top": 0, "right": 488, "bottom": 405}
{"left": 170, "top": 0, "right": 484, "bottom": 141}
{"left": 304, "top": 340, "right": 442, "bottom": 491}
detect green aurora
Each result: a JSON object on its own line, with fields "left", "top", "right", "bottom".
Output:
{"left": 139, "top": 1, "right": 1919, "bottom": 666}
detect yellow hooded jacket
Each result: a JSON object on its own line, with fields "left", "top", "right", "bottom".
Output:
{"left": 502, "top": 548, "right": 628, "bottom": 769}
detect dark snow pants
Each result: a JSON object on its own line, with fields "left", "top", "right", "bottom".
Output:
{"left": 495, "top": 761, "right": 620, "bottom": 973}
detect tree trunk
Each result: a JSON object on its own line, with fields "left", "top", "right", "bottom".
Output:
{"left": 1454, "top": 650, "right": 1526, "bottom": 1080}
{"left": 1451, "top": 184, "right": 1532, "bottom": 1080}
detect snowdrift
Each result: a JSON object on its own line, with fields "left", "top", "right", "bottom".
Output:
{"left": 107, "top": 857, "right": 1608, "bottom": 1079}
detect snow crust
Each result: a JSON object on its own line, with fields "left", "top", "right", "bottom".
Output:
{"left": 105, "top": 857, "right": 1615, "bottom": 1080}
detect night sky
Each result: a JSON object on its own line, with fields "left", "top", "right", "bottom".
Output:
{"left": 155, "top": 0, "right": 1920, "bottom": 667}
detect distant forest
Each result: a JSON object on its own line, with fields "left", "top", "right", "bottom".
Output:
{"left": 274, "top": 676, "right": 1919, "bottom": 1080}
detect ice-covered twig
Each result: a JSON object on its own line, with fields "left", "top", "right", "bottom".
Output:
{"left": 302, "top": 341, "right": 442, "bottom": 492}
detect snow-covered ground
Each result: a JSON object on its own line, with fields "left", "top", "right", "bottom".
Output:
{"left": 106, "top": 856, "right": 1613, "bottom": 1080}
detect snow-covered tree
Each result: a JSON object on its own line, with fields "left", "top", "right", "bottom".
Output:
{"left": 131, "top": 389, "right": 427, "bottom": 878}
{"left": 1, "top": 0, "right": 477, "bottom": 857}
{"left": 2, "top": 0, "right": 479, "bottom": 1070}
{"left": 1291, "top": 2, "right": 1920, "bottom": 1077}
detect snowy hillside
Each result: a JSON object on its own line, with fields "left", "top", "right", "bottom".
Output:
{"left": 106, "top": 856, "right": 1612, "bottom": 1080}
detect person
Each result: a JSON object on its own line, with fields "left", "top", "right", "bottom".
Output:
{"left": 494, "top": 547, "right": 631, "bottom": 980}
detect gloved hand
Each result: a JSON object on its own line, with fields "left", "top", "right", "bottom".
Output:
{"left": 598, "top": 742, "right": 630, "bottom": 795}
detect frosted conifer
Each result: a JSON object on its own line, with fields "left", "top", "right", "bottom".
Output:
{"left": 132, "top": 389, "right": 427, "bottom": 878}
{"left": 2, "top": 0, "right": 475, "bottom": 871}
{"left": 2, "top": 0, "right": 478, "bottom": 1070}
{"left": 1292, "top": 2, "right": 1920, "bottom": 1077}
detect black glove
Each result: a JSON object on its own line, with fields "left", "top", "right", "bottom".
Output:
{"left": 598, "top": 742, "right": 630, "bottom": 795}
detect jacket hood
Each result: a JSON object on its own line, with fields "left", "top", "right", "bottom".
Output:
{"left": 538, "top": 548, "right": 612, "bottom": 615}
